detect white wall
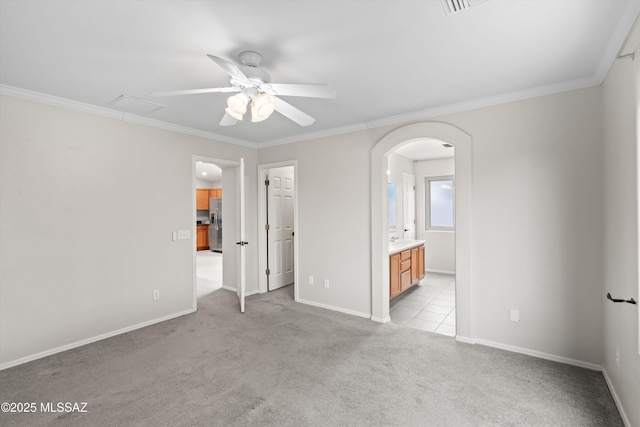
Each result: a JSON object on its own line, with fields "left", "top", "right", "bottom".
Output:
{"left": 195, "top": 178, "right": 221, "bottom": 189}
{"left": 0, "top": 95, "right": 258, "bottom": 367}
{"left": 260, "top": 86, "right": 604, "bottom": 365}
{"left": 601, "top": 51, "right": 640, "bottom": 426}
{"left": 387, "top": 153, "right": 414, "bottom": 239}
{"left": 415, "top": 158, "right": 455, "bottom": 274}
{"left": 258, "top": 133, "right": 374, "bottom": 317}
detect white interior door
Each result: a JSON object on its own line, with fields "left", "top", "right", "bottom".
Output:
{"left": 266, "top": 166, "right": 294, "bottom": 290}
{"left": 403, "top": 173, "right": 416, "bottom": 240}
{"left": 236, "top": 158, "right": 246, "bottom": 312}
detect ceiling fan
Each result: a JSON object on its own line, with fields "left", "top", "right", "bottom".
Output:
{"left": 151, "top": 51, "right": 336, "bottom": 127}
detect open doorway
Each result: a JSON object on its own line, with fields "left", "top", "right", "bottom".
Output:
{"left": 192, "top": 156, "right": 245, "bottom": 312}
{"left": 370, "top": 122, "right": 473, "bottom": 342}
{"left": 387, "top": 139, "right": 456, "bottom": 336}
{"left": 195, "top": 160, "right": 224, "bottom": 299}
{"left": 258, "top": 161, "right": 299, "bottom": 300}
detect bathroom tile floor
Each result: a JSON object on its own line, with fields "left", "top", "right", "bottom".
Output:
{"left": 390, "top": 272, "right": 456, "bottom": 337}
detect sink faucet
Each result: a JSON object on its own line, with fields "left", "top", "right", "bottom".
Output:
{"left": 390, "top": 236, "right": 398, "bottom": 242}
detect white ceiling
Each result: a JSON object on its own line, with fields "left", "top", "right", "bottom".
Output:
{"left": 196, "top": 161, "right": 222, "bottom": 182}
{"left": 1, "top": 1, "right": 638, "bottom": 147}
{"left": 395, "top": 138, "right": 454, "bottom": 161}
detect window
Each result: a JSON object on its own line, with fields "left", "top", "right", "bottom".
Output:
{"left": 426, "top": 176, "right": 454, "bottom": 230}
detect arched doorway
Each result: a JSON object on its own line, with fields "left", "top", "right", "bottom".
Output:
{"left": 370, "top": 122, "right": 474, "bottom": 341}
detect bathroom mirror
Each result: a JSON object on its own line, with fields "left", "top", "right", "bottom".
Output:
{"left": 388, "top": 183, "right": 396, "bottom": 227}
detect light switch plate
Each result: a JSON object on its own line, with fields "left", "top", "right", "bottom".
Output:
{"left": 177, "top": 230, "right": 190, "bottom": 240}
{"left": 510, "top": 309, "right": 520, "bottom": 322}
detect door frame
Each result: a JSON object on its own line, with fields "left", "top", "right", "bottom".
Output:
{"left": 191, "top": 155, "right": 241, "bottom": 310}
{"left": 370, "top": 122, "right": 474, "bottom": 342}
{"left": 257, "top": 161, "right": 299, "bottom": 300}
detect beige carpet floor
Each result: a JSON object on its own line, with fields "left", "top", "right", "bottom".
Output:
{"left": 0, "top": 286, "right": 622, "bottom": 426}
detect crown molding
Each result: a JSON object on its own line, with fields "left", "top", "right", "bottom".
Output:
{"left": 257, "top": 74, "right": 602, "bottom": 148}
{"left": 0, "top": 84, "right": 258, "bottom": 149}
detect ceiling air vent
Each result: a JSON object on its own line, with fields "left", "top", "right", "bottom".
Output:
{"left": 108, "top": 95, "right": 163, "bottom": 114}
{"left": 442, "top": 0, "right": 487, "bottom": 15}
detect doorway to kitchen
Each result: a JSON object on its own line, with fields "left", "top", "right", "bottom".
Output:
{"left": 258, "top": 161, "right": 298, "bottom": 300}
{"left": 195, "top": 160, "right": 224, "bottom": 299}
{"left": 370, "top": 121, "right": 473, "bottom": 342}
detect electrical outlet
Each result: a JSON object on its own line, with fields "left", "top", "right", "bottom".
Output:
{"left": 615, "top": 348, "right": 620, "bottom": 368}
{"left": 177, "top": 230, "right": 190, "bottom": 240}
{"left": 309, "top": 275, "right": 314, "bottom": 285}
{"left": 153, "top": 289, "right": 160, "bottom": 301}
{"left": 324, "top": 279, "right": 330, "bottom": 289}
{"left": 509, "top": 309, "right": 520, "bottom": 322}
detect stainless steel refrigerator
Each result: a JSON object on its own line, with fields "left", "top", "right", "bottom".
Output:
{"left": 209, "top": 198, "right": 222, "bottom": 252}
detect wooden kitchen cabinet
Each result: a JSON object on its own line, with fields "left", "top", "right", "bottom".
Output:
{"left": 196, "top": 189, "right": 209, "bottom": 210}
{"left": 209, "top": 188, "right": 222, "bottom": 199}
{"left": 390, "top": 243, "right": 425, "bottom": 299}
{"left": 196, "top": 225, "right": 209, "bottom": 250}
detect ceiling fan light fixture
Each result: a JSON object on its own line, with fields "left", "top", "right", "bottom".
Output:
{"left": 251, "top": 93, "right": 275, "bottom": 122}
{"left": 226, "top": 92, "right": 249, "bottom": 116}
{"left": 224, "top": 107, "right": 244, "bottom": 121}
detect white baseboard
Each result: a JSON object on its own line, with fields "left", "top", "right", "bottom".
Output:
{"left": 602, "top": 368, "right": 631, "bottom": 427}
{"left": 0, "top": 308, "right": 196, "bottom": 371}
{"left": 454, "top": 335, "right": 476, "bottom": 345}
{"left": 474, "top": 338, "right": 602, "bottom": 371}
{"left": 425, "top": 269, "right": 455, "bottom": 275}
{"left": 297, "top": 298, "right": 371, "bottom": 319}
{"left": 371, "top": 315, "right": 391, "bottom": 323}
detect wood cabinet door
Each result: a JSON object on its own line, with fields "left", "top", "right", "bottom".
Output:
{"left": 207, "top": 188, "right": 222, "bottom": 199}
{"left": 411, "top": 247, "right": 419, "bottom": 285}
{"left": 401, "top": 269, "right": 412, "bottom": 292}
{"left": 196, "top": 189, "right": 209, "bottom": 210}
{"left": 390, "top": 254, "right": 401, "bottom": 299}
{"left": 418, "top": 245, "right": 425, "bottom": 280}
{"left": 196, "top": 225, "right": 209, "bottom": 250}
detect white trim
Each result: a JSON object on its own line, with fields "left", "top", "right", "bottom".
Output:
{"left": 426, "top": 269, "right": 456, "bottom": 275}
{"left": 474, "top": 338, "right": 602, "bottom": 371}
{"left": 297, "top": 298, "right": 371, "bottom": 319}
{"left": 454, "top": 335, "right": 476, "bottom": 345}
{"left": 0, "top": 308, "right": 196, "bottom": 371}
{"left": 371, "top": 122, "right": 473, "bottom": 337}
{"left": 259, "top": 76, "right": 602, "bottom": 148}
{"left": 0, "top": 84, "right": 257, "bottom": 149}
{"left": 602, "top": 368, "right": 632, "bottom": 427}
{"left": 371, "top": 316, "right": 391, "bottom": 323}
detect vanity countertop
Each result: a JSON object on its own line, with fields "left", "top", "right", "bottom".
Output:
{"left": 388, "top": 239, "right": 425, "bottom": 255}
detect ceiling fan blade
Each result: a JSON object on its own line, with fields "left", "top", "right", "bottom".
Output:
{"left": 207, "top": 54, "right": 252, "bottom": 86}
{"left": 219, "top": 112, "right": 238, "bottom": 127}
{"left": 263, "top": 83, "right": 336, "bottom": 99}
{"left": 271, "top": 96, "right": 315, "bottom": 126}
{"left": 151, "top": 87, "right": 240, "bottom": 97}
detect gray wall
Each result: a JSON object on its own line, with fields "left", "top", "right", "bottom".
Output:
{"left": 0, "top": 95, "right": 258, "bottom": 366}
{"left": 601, "top": 52, "right": 640, "bottom": 426}
{"left": 260, "top": 86, "right": 604, "bottom": 365}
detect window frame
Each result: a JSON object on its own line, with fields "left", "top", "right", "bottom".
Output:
{"left": 425, "top": 175, "right": 455, "bottom": 231}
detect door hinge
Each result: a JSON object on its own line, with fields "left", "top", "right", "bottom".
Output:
{"left": 265, "top": 224, "right": 270, "bottom": 231}
{"left": 265, "top": 179, "right": 270, "bottom": 186}
{"left": 265, "top": 268, "right": 270, "bottom": 276}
